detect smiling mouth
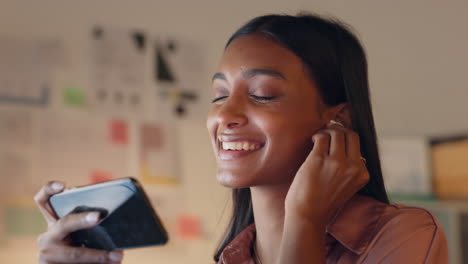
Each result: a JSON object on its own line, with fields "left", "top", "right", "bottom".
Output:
{"left": 221, "top": 141, "right": 261, "bottom": 151}
{"left": 217, "top": 140, "right": 264, "bottom": 160}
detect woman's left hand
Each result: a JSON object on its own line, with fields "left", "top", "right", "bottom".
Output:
{"left": 284, "top": 121, "right": 370, "bottom": 227}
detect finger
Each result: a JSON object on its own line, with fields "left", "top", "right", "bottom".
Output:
{"left": 323, "top": 126, "right": 346, "bottom": 158}
{"left": 311, "top": 132, "right": 330, "bottom": 156}
{"left": 34, "top": 181, "right": 65, "bottom": 225}
{"left": 48, "top": 212, "right": 101, "bottom": 242}
{"left": 38, "top": 245, "right": 123, "bottom": 263}
{"left": 327, "top": 122, "right": 361, "bottom": 159}
{"left": 344, "top": 130, "right": 361, "bottom": 158}
{"left": 110, "top": 250, "right": 124, "bottom": 264}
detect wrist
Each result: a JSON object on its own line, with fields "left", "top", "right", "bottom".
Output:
{"left": 284, "top": 211, "right": 327, "bottom": 234}
{"left": 279, "top": 211, "right": 327, "bottom": 264}
{"left": 285, "top": 208, "right": 328, "bottom": 230}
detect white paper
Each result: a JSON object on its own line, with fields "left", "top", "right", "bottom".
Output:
{"left": 154, "top": 37, "right": 205, "bottom": 119}
{"left": 0, "top": 150, "right": 34, "bottom": 196}
{"left": 379, "top": 137, "right": 432, "bottom": 194}
{"left": 0, "top": 37, "right": 65, "bottom": 106}
{"left": 139, "top": 122, "right": 179, "bottom": 184}
{"left": 34, "top": 113, "right": 129, "bottom": 188}
{"left": 89, "top": 27, "right": 147, "bottom": 117}
{"left": 0, "top": 109, "right": 35, "bottom": 148}
{"left": 0, "top": 109, "right": 37, "bottom": 196}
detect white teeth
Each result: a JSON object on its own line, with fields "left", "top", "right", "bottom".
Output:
{"left": 236, "top": 142, "right": 243, "bottom": 150}
{"left": 222, "top": 142, "right": 236, "bottom": 150}
{"left": 242, "top": 142, "right": 249, "bottom": 150}
{"left": 222, "top": 141, "right": 260, "bottom": 151}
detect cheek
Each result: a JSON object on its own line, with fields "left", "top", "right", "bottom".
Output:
{"left": 206, "top": 108, "right": 214, "bottom": 129}
{"left": 258, "top": 110, "right": 323, "bottom": 146}
{"left": 257, "top": 112, "right": 323, "bottom": 176}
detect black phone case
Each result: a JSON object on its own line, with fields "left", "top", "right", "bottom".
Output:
{"left": 49, "top": 178, "right": 168, "bottom": 250}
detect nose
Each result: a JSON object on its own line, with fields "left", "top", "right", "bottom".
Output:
{"left": 214, "top": 94, "right": 248, "bottom": 129}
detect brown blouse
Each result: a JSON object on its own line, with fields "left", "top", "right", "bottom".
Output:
{"left": 217, "top": 195, "right": 448, "bottom": 264}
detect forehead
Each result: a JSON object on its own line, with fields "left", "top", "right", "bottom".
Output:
{"left": 218, "top": 34, "right": 305, "bottom": 79}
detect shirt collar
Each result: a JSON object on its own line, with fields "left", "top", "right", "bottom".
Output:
{"left": 326, "top": 195, "right": 387, "bottom": 254}
{"left": 219, "top": 195, "right": 388, "bottom": 263}
{"left": 218, "top": 224, "right": 256, "bottom": 264}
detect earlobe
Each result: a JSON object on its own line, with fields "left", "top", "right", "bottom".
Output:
{"left": 332, "top": 103, "right": 352, "bottom": 128}
{"left": 320, "top": 103, "right": 351, "bottom": 128}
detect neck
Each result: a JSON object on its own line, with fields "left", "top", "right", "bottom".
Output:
{"left": 250, "top": 182, "right": 290, "bottom": 264}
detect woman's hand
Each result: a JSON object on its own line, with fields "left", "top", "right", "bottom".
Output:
{"left": 285, "top": 121, "right": 369, "bottom": 227}
{"left": 34, "top": 181, "right": 124, "bottom": 264}
{"left": 277, "top": 121, "right": 369, "bottom": 264}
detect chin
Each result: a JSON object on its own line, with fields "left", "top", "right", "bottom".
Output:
{"left": 216, "top": 167, "right": 294, "bottom": 189}
{"left": 216, "top": 170, "right": 257, "bottom": 189}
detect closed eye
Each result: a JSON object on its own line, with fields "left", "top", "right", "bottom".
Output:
{"left": 250, "top": 95, "right": 277, "bottom": 101}
{"left": 211, "top": 96, "right": 228, "bottom": 103}
{"left": 211, "top": 95, "right": 277, "bottom": 103}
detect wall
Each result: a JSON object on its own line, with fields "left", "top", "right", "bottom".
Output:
{"left": 0, "top": 0, "right": 467, "bottom": 263}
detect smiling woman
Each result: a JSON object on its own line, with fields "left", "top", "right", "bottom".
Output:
{"left": 33, "top": 12, "right": 448, "bottom": 264}
{"left": 207, "top": 13, "right": 448, "bottom": 264}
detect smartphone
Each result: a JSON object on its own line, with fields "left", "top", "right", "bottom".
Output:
{"left": 49, "top": 177, "right": 169, "bottom": 250}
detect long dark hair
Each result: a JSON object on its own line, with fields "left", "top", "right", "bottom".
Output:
{"left": 214, "top": 13, "right": 389, "bottom": 261}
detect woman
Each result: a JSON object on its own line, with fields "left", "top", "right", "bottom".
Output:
{"left": 35, "top": 13, "right": 447, "bottom": 264}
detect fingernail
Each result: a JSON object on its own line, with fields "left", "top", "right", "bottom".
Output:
{"left": 51, "top": 182, "right": 64, "bottom": 191}
{"left": 109, "top": 251, "right": 123, "bottom": 262}
{"left": 86, "top": 212, "right": 100, "bottom": 224}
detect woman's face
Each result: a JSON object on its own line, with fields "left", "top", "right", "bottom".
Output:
{"left": 207, "top": 34, "right": 330, "bottom": 188}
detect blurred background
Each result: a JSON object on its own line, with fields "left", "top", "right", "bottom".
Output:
{"left": 0, "top": 0, "right": 467, "bottom": 263}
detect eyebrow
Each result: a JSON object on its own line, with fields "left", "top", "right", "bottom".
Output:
{"left": 211, "top": 68, "right": 287, "bottom": 82}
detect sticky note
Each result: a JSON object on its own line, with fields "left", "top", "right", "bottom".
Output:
{"left": 110, "top": 119, "right": 128, "bottom": 145}
{"left": 140, "top": 124, "right": 163, "bottom": 150}
{"left": 177, "top": 214, "right": 201, "bottom": 239}
{"left": 63, "top": 87, "right": 86, "bottom": 107}
{"left": 89, "top": 169, "right": 114, "bottom": 184}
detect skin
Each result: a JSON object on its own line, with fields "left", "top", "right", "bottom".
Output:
{"left": 207, "top": 34, "right": 369, "bottom": 264}
{"left": 34, "top": 34, "right": 368, "bottom": 264}
{"left": 34, "top": 182, "right": 124, "bottom": 264}
{"left": 208, "top": 35, "right": 328, "bottom": 189}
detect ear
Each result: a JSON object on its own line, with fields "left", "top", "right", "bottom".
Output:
{"left": 328, "top": 103, "right": 352, "bottom": 128}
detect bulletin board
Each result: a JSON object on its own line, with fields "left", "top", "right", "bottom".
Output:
{"left": 0, "top": 25, "right": 206, "bottom": 247}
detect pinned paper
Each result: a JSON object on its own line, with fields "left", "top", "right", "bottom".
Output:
{"left": 89, "top": 26, "right": 147, "bottom": 116}
{"left": 0, "top": 110, "right": 37, "bottom": 196}
{"left": 36, "top": 114, "right": 128, "bottom": 188}
{"left": 63, "top": 86, "right": 86, "bottom": 107}
{"left": 5, "top": 206, "right": 46, "bottom": 236}
{"left": 177, "top": 214, "right": 201, "bottom": 239}
{"left": 154, "top": 38, "right": 202, "bottom": 117}
{"left": 0, "top": 37, "right": 65, "bottom": 106}
{"left": 139, "top": 123, "right": 179, "bottom": 185}
{"left": 0, "top": 110, "right": 34, "bottom": 147}
{"left": 141, "top": 124, "right": 163, "bottom": 150}
{"left": 110, "top": 119, "right": 128, "bottom": 145}
{"left": 89, "top": 169, "right": 114, "bottom": 184}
